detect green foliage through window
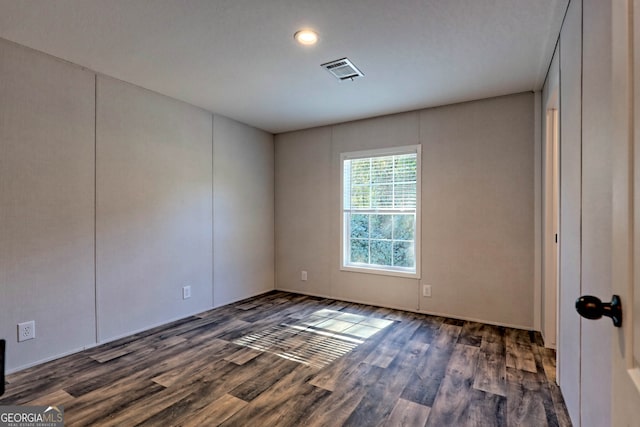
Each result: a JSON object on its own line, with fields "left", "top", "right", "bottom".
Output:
{"left": 345, "top": 213, "right": 415, "bottom": 268}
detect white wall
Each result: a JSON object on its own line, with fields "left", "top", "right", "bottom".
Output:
{"left": 96, "top": 76, "right": 213, "bottom": 341}
{"left": 275, "top": 127, "right": 332, "bottom": 298}
{"left": 276, "top": 93, "right": 535, "bottom": 328}
{"left": 213, "top": 114, "right": 275, "bottom": 307}
{"left": 0, "top": 38, "right": 275, "bottom": 372}
{"left": 419, "top": 94, "right": 534, "bottom": 327}
{"left": 534, "top": 91, "right": 543, "bottom": 335}
{"left": 0, "top": 38, "right": 96, "bottom": 371}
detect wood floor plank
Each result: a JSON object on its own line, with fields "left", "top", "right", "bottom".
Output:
{"left": 444, "top": 317, "right": 465, "bottom": 327}
{"left": 110, "top": 354, "right": 271, "bottom": 427}
{"left": 363, "top": 344, "right": 400, "bottom": 368}
{"left": 235, "top": 302, "right": 259, "bottom": 311}
{"left": 532, "top": 346, "right": 562, "bottom": 427}
{"left": 548, "top": 380, "right": 572, "bottom": 427}
{"left": 474, "top": 348, "right": 507, "bottom": 397}
{"left": 410, "top": 320, "right": 442, "bottom": 344}
{"left": 343, "top": 327, "right": 429, "bottom": 427}
{"left": 307, "top": 320, "right": 396, "bottom": 391}
{"left": 466, "top": 389, "right": 507, "bottom": 427}
{"left": 219, "top": 365, "right": 329, "bottom": 427}
{"left": 540, "top": 346, "right": 557, "bottom": 383}
{"left": 506, "top": 368, "right": 549, "bottom": 427}
{"left": 530, "top": 330, "right": 545, "bottom": 347}
{"left": 308, "top": 352, "right": 370, "bottom": 392}
{"left": 181, "top": 394, "right": 247, "bottom": 427}
{"left": 89, "top": 347, "right": 133, "bottom": 363}
{"left": 177, "top": 318, "right": 252, "bottom": 342}
{"left": 63, "top": 335, "right": 228, "bottom": 397}
{"left": 383, "top": 398, "right": 431, "bottom": 427}
{"left": 483, "top": 324, "right": 506, "bottom": 345}
{"left": 228, "top": 356, "right": 299, "bottom": 402}
{"left": 134, "top": 375, "right": 245, "bottom": 426}
{"left": 400, "top": 340, "right": 431, "bottom": 367}
{"left": 88, "top": 384, "right": 192, "bottom": 427}
{"left": 401, "top": 323, "right": 462, "bottom": 406}
{"left": 0, "top": 357, "right": 102, "bottom": 404}
{"left": 425, "top": 344, "right": 480, "bottom": 426}
{"left": 151, "top": 355, "right": 230, "bottom": 388}
{"left": 0, "top": 291, "right": 572, "bottom": 427}
{"left": 26, "top": 389, "right": 75, "bottom": 407}
{"left": 357, "top": 318, "right": 415, "bottom": 369}
{"left": 64, "top": 380, "right": 167, "bottom": 426}
{"left": 223, "top": 346, "right": 262, "bottom": 366}
{"left": 304, "top": 386, "right": 367, "bottom": 427}
{"left": 458, "top": 321, "right": 485, "bottom": 347}
{"left": 241, "top": 383, "right": 329, "bottom": 427}
{"left": 304, "top": 363, "right": 384, "bottom": 427}
{"left": 473, "top": 327, "right": 507, "bottom": 396}
{"left": 507, "top": 328, "right": 534, "bottom": 345}
{"left": 506, "top": 341, "right": 537, "bottom": 373}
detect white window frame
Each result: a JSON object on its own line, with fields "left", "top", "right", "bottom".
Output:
{"left": 340, "top": 145, "right": 421, "bottom": 279}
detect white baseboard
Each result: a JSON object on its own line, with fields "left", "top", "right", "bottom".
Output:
{"left": 276, "top": 286, "right": 536, "bottom": 332}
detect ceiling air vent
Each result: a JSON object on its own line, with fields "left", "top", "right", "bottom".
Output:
{"left": 321, "top": 57, "right": 364, "bottom": 82}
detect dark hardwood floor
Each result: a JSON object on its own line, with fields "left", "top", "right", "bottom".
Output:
{"left": 1, "top": 291, "right": 572, "bottom": 426}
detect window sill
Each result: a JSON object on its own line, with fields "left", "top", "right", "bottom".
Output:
{"left": 340, "top": 265, "right": 420, "bottom": 280}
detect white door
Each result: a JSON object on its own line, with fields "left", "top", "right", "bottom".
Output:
{"left": 611, "top": 0, "right": 640, "bottom": 424}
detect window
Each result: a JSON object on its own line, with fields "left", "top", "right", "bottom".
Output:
{"left": 341, "top": 145, "right": 421, "bottom": 278}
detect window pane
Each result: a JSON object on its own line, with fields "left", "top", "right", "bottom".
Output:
{"left": 394, "top": 155, "right": 417, "bottom": 182}
{"left": 371, "top": 184, "right": 393, "bottom": 208}
{"left": 393, "top": 215, "right": 415, "bottom": 240}
{"left": 393, "top": 241, "right": 414, "bottom": 267}
{"left": 370, "top": 214, "right": 392, "bottom": 239}
{"left": 394, "top": 183, "right": 416, "bottom": 208}
{"left": 351, "top": 186, "right": 370, "bottom": 208}
{"left": 351, "top": 159, "right": 370, "bottom": 184}
{"left": 342, "top": 148, "right": 419, "bottom": 276}
{"left": 370, "top": 240, "right": 392, "bottom": 266}
{"left": 350, "top": 214, "right": 369, "bottom": 238}
{"left": 350, "top": 239, "right": 369, "bottom": 263}
{"left": 371, "top": 156, "right": 393, "bottom": 183}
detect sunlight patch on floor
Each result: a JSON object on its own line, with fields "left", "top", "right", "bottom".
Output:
{"left": 232, "top": 309, "right": 394, "bottom": 368}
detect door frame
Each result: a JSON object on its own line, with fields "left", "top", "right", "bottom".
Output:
{"left": 544, "top": 100, "right": 560, "bottom": 352}
{"left": 611, "top": 0, "right": 640, "bottom": 424}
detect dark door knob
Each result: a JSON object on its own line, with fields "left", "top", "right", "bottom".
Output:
{"left": 575, "top": 295, "right": 622, "bottom": 327}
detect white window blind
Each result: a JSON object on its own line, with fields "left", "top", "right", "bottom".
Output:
{"left": 341, "top": 145, "right": 421, "bottom": 277}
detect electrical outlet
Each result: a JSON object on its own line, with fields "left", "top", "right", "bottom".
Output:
{"left": 422, "top": 284, "right": 432, "bottom": 297}
{"left": 18, "top": 321, "right": 35, "bottom": 342}
{"left": 182, "top": 286, "right": 191, "bottom": 300}
{"left": 301, "top": 271, "right": 308, "bottom": 281}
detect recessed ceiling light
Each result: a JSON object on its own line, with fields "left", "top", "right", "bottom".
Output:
{"left": 294, "top": 29, "right": 318, "bottom": 46}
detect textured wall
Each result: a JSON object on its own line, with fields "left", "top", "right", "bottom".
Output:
{"left": 419, "top": 93, "right": 534, "bottom": 327}
{"left": 213, "top": 114, "right": 275, "bottom": 307}
{"left": 276, "top": 93, "right": 535, "bottom": 328}
{"left": 96, "top": 76, "right": 213, "bottom": 341}
{"left": 0, "top": 39, "right": 275, "bottom": 372}
{"left": 0, "top": 39, "right": 96, "bottom": 370}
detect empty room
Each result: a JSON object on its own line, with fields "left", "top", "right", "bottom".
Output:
{"left": 1, "top": 0, "right": 639, "bottom": 426}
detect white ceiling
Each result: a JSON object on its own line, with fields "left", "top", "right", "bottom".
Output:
{"left": 0, "top": 0, "right": 568, "bottom": 133}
